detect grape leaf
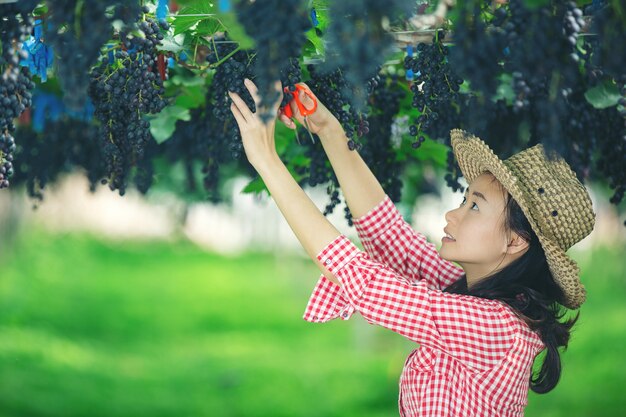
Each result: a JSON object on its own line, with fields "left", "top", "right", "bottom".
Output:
{"left": 584, "top": 80, "right": 622, "bottom": 109}
{"left": 305, "top": 30, "right": 325, "bottom": 56}
{"left": 172, "top": 3, "right": 216, "bottom": 35}
{"left": 241, "top": 176, "right": 268, "bottom": 195}
{"left": 216, "top": 12, "right": 255, "bottom": 50}
{"left": 158, "top": 33, "right": 187, "bottom": 53}
{"left": 148, "top": 105, "right": 191, "bottom": 143}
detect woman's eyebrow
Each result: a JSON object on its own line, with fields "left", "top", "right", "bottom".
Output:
{"left": 465, "top": 188, "right": 489, "bottom": 203}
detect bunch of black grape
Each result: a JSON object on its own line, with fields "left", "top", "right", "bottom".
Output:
{"left": 292, "top": 71, "right": 399, "bottom": 226}
{"left": 207, "top": 35, "right": 304, "bottom": 161}
{"left": 495, "top": 0, "right": 585, "bottom": 157}
{"left": 11, "top": 119, "right": 107, "bottom": 202}
{"left": 45, "top": 0, "right": 143, "bottom": 109}
{"left": 207, "top": 36, "right": 257, "bottom": 160}
{"left": 406, "top": 40, "right": 463, "bottom": 144}
{"left": 0, "top": 132, "right": 16, "bottom": 189}
{"left": 1, "top": 1, "right": 37, "bottom": 189}
{"left": 306, "top": 64, "right": 380, "bottom": 152}
{"left": 88, "top": 15, "right": 169, "bottom": 196}
{"left": 359, "top": 75, "right": 406, "bottom": 205}
{"left": 589, "top": 1, "right": 626, "bottom": 83}
{"left": 323, "top": 0, "right": 414, "bottom": 111}
{"left": 448, "top": 0, "right": 507, "bottom": 98}
{"left": 588, "top": 2, "right": 626, "bottom": 209}
{"left": 234, "top": 0, "right": 310, "bottom": 122}
{"left": 404, "top": 31, "right": 463, "bottom": 146}
{"left": 279, "top": 58, "right": 303, "bottom": 110}
{"left": 164, "top": 81, "right": 241, "bottom": 203}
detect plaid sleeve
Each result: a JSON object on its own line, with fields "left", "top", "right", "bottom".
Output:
{"left": 302, "top": 274, "right": 352, "bottom": 323}
{"left": 352, "top": 194, "right": 464, "bottom": 290}
{"left": 314, "top": 235, "right": 516, "bottom": 370}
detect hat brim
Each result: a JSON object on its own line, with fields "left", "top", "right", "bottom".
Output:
{"left": 450, "top": 129, "right": 585, "bottom": 309}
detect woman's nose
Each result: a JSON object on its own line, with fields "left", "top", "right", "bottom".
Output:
{"left": 445, "top": 207, "right": 458, "bottom": 224}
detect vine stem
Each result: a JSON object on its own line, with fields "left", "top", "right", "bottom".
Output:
{"left": 210, "top": 46, "right": 242, "bottom": 68}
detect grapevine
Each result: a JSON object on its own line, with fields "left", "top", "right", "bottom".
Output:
{"left": 0, "top": 0, "right": 622, "bottom": 227}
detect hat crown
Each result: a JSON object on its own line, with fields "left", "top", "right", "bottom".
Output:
{"left": 503, "top": 144, "right": 595, "bottom": 251}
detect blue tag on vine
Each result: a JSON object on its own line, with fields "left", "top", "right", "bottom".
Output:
{"left": 311, "top": 8, "right": 319, "bottom": 27}
{"left": 156, "top": 0, "right": 168, "bottom": 21}
{"left": 219, "top": 0, "right": 231, "bottom": 12}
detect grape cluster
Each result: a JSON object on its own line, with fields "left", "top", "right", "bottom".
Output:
{"left": 45, "top": 0, "right": 143, "bottom": 109}
{"left": 207, "top": 35, "right": 304, "bottom": 161}
{"left": 1, "top": 1, "right": 37, "bottom": 189}
{"left": 404, "top": 30, "right": 464, "bottom": 191}
{"left": 295, "top": 74, "right": 405, "bottom": 226}
{"left": 207, "top": 36, "right": 257, "bottom": 160}
{"left": 590, "top": 2, "right": 626, "bottom": 82}
{"left": 416, "top": 0, "right": 620, "bottom": 198}
{"left": 0, "top": 133, "right": 16, "bottom": 188}
{"left": 307, "top": 64, "right": 379, "bottom": 152}
{"left": 323, "top": 0, "right": 413, "bottom": 111}
{"left": 11, "top": 119, "right": 106, "bottom": 203}
{"left": 404, "top": 32, "right": 463, "bottom": 146}
{"left": 163, "top": 81, "right": 242, "bottom": 203}
{"left": 359, "top": 75, "right": 406, "bottom": 204}
{"left": 279, "top": 58, "right": 303, "bottom": 109}
{"left": 448, "top": 0, "right": 506, "bottom": 98}
{"left": 88, "top": 15, "right": 169, "bottom": 195}
{"left": 234, "top": 0, "right": 310, "bottom": 122}
{"left": 498, "top": 0, "right": 584, "bottom": 157}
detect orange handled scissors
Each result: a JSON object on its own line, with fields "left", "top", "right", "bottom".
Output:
{"left": 281, "top": 84, "right": 318, "bottom": 144}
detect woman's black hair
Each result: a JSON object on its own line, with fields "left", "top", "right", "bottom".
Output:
{"left": 443, "top": 173, "right": 579, "bottom": 394}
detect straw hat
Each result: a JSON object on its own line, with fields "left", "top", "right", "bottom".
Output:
{"left": 450, "top": 129, "right": 596, "bottom": 309}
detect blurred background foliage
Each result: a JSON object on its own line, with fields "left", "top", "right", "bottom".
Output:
{"left": 0, "top": 228, "right": 624, "bottom": 417}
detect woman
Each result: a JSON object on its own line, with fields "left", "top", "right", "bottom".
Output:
{"left": 228, "top": 78, "right": 595, "bottom": 416}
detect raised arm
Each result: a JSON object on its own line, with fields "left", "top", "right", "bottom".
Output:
{"left": 278, "top": 85, "right": 386, "bottom": 219}
{"left": 279, "top": 85, "right": 463, "bottom": 288}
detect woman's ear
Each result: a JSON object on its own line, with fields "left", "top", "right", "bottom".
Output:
{"left": 506, "top": 233, "right": 530, "bottom": 255}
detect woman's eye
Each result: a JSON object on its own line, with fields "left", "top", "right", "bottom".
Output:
{"left": 460, "top": 196, "right": 478, "bottom": 210}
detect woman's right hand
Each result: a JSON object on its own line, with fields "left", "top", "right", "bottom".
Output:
{"left": 277, "top": 83, "right": 336, "bottom": 135}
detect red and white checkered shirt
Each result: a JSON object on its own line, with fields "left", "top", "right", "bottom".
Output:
{"left": 304, "top": 195, "right": 545, "bottom": 417}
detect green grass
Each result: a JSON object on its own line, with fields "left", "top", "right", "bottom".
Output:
{"left": 0, "top": 229, "right": 624, "bottom": 417}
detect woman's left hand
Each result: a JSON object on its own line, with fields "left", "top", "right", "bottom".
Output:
{"left": 228, "top": 78, "right": 283, "bottom": 171}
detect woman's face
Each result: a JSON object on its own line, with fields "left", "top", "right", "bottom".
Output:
{"left": 440, "top": 172, "right": 527, "bottom": 287}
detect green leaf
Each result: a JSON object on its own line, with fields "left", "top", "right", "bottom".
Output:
{"left": 584, "top": 80, "right": 622, "bottom": 109}
{"left": 158, "top": 33, "right": 187, "bottom": 53}
{"left": 172, "top": 16, "right": 202, "bottom": 36}
{"left": 493, "top": 73, "right": 515, "bottom": 105}
{"left": 305, "top": 30, "right": 325, "bottom": 56}
{"left": 33, "top": 4, "right": 48, "bottom": 16}
{"left": 241, "top": 176, "right": 268, "bottom": 194}
{"left": 148, "top": 105, "right": 191, "bottom": 144}
{"left": 168, "top": 73, "right": 206, "bottom": 87}
{"left": 195, "top": 19, "right": 222, "bottom": 36}
{"left": 216, "top": 12, "right": 255, "bottom": 50}
{"left": 172, "top": 3, "right": 216, "bottom": 35}
{"left": 175, "top": 88, "right": 205, "bottom": 108}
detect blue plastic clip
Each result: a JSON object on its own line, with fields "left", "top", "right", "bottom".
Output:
{"left": 156, "top": 0, "right": 168, "bottom": 21}
{"left": 311, "top": 8, "right": 319, "bottom": 27}
{"left": 406, "top": 45, "right": 414, "bottom": 81}
{"left": 219, "top": 0, "right": 231, "bottom": 12}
